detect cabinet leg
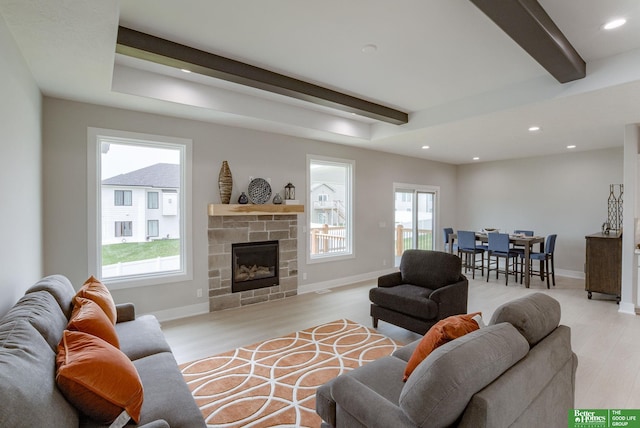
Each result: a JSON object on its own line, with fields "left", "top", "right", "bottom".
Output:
{"left": 588, "top": 291, "right": 592, "bottom": 300}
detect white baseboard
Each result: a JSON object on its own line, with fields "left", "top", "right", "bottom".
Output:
{"left": 555, "top": 269, "right": 584, "bottom": 279}
{"left": 298, "top": 268, "right": 397, "bottom": 294}
{"left": 150, "top": 302, "right": 209, "bottom": 323}
{"left": 147, "top": 268, "right": 588, "bottom": 322}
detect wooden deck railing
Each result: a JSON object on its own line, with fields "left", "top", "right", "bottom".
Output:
{"left": 310, "top": 224, "right": 346, "bottom": 254}
{"left": 310, "top": 224, "right": 433, "bottom": 255}
{"left": 395, "top": 225, "right": 433, "bottom": 255}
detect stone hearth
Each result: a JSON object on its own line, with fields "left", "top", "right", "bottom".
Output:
{"left": 208, "top": 213, "right": 298, "bottom": 311}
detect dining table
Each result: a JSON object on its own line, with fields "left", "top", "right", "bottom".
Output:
{"left": 447, "top": 232, "right": 545, "bottom": 288}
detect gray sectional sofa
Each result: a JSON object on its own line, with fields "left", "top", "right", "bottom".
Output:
{"left": 317, "top": 292, "right": 578, "bottom": 428}
{"left": 0, "top": 275, "right": 205, "bottom": 428}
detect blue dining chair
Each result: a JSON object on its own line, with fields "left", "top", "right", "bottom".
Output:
{"left": 520, "top": 234, "right": 557, "bottom": 288}
{"left": 486, "top": 232, "right": 519, "bottom": 285}
{"left": 514, "top": 230, "right": 534, "bottom": 236}
{"left": 511, "top": 229, "right": 534, "bottom": 253}
{"left": 457, "top": 230, "right": 484, "bottom": 279}
{"left": 443, "top": 227, "right": 457, "bottom": 252}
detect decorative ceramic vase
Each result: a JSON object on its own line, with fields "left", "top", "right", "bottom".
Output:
{"left": 218, "top": 161, "right": 233, "bottom": 204}
{"left": 273, "top": 192, "right": 283, "bottom": 204}
{"left": 238, "top": 192, "right": 248, "bottom": 204}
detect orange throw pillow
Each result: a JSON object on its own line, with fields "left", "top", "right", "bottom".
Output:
{"left": 56, "top": 330, "right": 143, "bottom": 424}
{"left": 75, "top": 276, "right": 117, "bottom": 325}
{"left": 67, "top": 297, "right": 120, "bottom": 348}
{"left": 403, "top": 312, "right": 482, "bottom": 381}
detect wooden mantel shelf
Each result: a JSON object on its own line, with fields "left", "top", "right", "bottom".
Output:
{"left": 208, "top": 203, "right": 304, "bottom": 216}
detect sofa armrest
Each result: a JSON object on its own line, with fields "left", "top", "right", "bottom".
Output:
{"left": 332, "top": 375, "right": 414, "bottom": 428}
{"left": 378, "top": 271, "right": 403, "bottom": 288}
{"left": 138, "top": 420, "right": 170, "bottom": 428}
{"left": 115, "top": 303, "right": 136, "bottom": 323}
{"left": 428, "top": 277, "right": 469, "bottom": 319}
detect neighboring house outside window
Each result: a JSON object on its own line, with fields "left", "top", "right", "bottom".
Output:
{"left": 101, "top": 164, "right": 180, "bottom": 245}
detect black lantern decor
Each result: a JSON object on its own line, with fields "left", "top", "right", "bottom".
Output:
{"left": 284, "top": 182, "right": 295, "bottom": 200}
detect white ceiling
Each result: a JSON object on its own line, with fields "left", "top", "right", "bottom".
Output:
{"left": 2, "top": 0, "right": 640, "bottom": 164}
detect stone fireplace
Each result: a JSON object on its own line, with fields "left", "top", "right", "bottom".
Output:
{"left": 207, "top": 204, "right": 303, "bottom": 311}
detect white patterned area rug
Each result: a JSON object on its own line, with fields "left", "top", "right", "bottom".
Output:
{"left": 179, "top": 318, "right": 401, "bottom": 427}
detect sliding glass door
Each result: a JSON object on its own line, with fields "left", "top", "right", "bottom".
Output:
{"left": 394, "top": 185, "right": 438, "bottom": 266}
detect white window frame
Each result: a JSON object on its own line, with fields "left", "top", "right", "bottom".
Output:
{"left": 307, "top": 155, "right": 355, "bottom": 263}
{"left": 87, "top": 127, "right": 193, "bottom": 290}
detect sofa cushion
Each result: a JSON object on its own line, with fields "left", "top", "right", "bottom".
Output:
{"left": 25, "top": 274, "right": 76, "bottom": 318}
{"left": 75, "top": 276, "right": 117, "bottom": 325}
{"left": 459, "top": 325, "right": 575, "bottom": 427}
{"left": 403, "top": 312, "right": 481, "bottom": 381}
{"left": 116, "top": 315, "right": 172, "bottom": 361}
{"left": 399, "top": 323, "right": 529, "bottom": 428}
{"left": 2, "top": 291, "right": 68, "bottom": 351}
{"left": 56, "top": 330, "right": 144, "bottom": 425}
{"left": 0, "top": 319, "right": 79, "bottom": 427}
{"left": 131, "top": 352, "right": 207, "bottom": 428}
{"left": 369, "top": 284, "right": 438, "bottom": 319}
{"left": 489, "top": 292, "right": 561, "bottom": 346}
{"left": 68, "top": 297, "right": 120, "bottom": 348}
{"left": 399, "top": 250, "right": 462, "bottom": 290}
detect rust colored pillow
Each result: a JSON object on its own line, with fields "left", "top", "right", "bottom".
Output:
{"left": 56, "top": 330, "right": 143, "bottom": 424}
{"left": 403, "top": 312, "right": 482, "bottom": 381}
{"left": 75, "top": 276, "right": 117, "bottom": 325}
{"left": 67, "top": 297, "right": 120, "bottom": 348}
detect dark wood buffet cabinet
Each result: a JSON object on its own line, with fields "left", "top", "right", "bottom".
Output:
{"left": 585, "top": 231, "right": 622, "bottom": 303}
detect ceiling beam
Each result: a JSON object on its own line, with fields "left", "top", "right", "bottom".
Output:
{"left": 469, "top": 0, "right": 586, "bottom": 83}
{"left": 116, "top": 26, "right": 408, "bottom": 125}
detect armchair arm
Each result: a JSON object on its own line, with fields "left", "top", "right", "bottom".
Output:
{"left": 378, "top": 271, "right": 403, "bottom": 288}
{"left": 428, "top": 276, "right": 469, "bottom": 319}
{"left": 331, "top": 375, "right": 415, "bottom": 428}
{"left": 115, "top": 303, "right": 136, "bottom": 323}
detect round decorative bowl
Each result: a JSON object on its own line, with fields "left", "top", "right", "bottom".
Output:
{"left": 247, "top": 178, "right": 272, "bottom": 204}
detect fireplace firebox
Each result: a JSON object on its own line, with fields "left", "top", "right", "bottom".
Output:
{"left": 232, "top": 240, "right": 279, "bottom": 293}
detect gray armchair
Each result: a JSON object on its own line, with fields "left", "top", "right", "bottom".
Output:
{"left": 370, "top": 250, "right": 468, "bottom": 334}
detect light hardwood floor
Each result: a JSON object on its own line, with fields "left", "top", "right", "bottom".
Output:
{"left": 162, "top": 273, "right": 640, "bottom": 409}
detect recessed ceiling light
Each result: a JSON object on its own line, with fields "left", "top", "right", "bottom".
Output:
{"left": 180, "top": 68, "right": 192, "bottom": 73}
{"left": 567, "top": 145, "right": 576, "bottom": 149}
{"left": 528, "top": 126, "right": 541, "bottom": 132}
{"left": 421, "top": 145, "right": 430, "bottom": 149}
{"left": 473, "top": 157, "right": 480, "bottom": 161}
{"left": 361, "top": 44, "right": 378, "bottom": 53}
{"left": 603, "top": 18, "right": 626, "bottom": 30}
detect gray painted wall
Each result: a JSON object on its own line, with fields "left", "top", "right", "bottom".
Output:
{"left": 456, "top": 147, "right": 624, "bottom": 275}
{"left": 0, "top": 17, "right": 43, "bottom": 316}
{"left": 42, "top": 98, "right": 458, "bottom": 316}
